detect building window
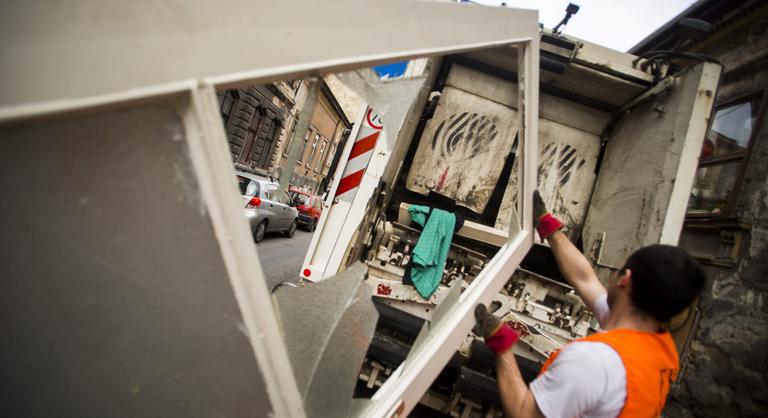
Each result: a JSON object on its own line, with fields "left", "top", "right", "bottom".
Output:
{"left": 298, "top": 131, "right": 310, "bottom": 162}
{"left": 316, "top": 140, "right": 328, "bottom": 172}
{"left": 325, "top": 143, "right": 336, "bottom": 168}
{"left": 283, "top": 119, "right": 296, "bottom": 157}
{"left": 307, "top": 133, "right": 321, "bottom": 168}
{"left": 219, "top": 90, "right": 236, "bottom": 117}
{"left": 688, "top": 94, "right": 764, "bottom": 216}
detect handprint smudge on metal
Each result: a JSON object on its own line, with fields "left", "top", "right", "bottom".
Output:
{"left": 538, "top": 142, "right": 587, "bottom": 188}
{"left": 431, "top": 112, "right": 499, "bottom": 159}
{"left": 406, "top": 85, "right": 518, "bottom": 213}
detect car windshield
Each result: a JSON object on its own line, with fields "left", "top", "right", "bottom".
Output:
{"left": 289, "top": 192, "right": 311, "bottom": 206}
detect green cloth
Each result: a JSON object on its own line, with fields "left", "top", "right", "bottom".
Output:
{"left": 408, "top": 205, "right": 456, "bottom": 299}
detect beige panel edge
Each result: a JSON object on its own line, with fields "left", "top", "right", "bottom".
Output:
{"left": 0, "top": 0, "right": 537, "bottom": 108}
{"left": 182, "top": 85, "right": 305, "bottom": 418}
{"left": 659, "top": 62, "right": 722, "bottom": 244}
{"left": 398, "top": 203, "right": 507, "bottom": 247}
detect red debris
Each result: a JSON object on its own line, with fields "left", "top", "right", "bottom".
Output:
{"left": 377, "top": 283, "right": 392, "bottom": 296}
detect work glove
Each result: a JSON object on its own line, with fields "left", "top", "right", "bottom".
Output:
{"left": 473, "top": 304, "right": 519, "bottom": 355}
{"left": 533, "top": 190, "right": 564, "bottom": 241}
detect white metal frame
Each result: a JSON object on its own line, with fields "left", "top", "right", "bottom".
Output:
{"left": 359, "top": 42, "right": 539, "bottom": 418}
{"left": 659, "top": 62, "right": 722, "bottom": 244}
{"left": 0, "top": 2, "right": 539, "bottom": 417}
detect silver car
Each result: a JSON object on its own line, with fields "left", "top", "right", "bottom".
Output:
{"left": 236, "top": 171, "right": 298, "bottom": 243}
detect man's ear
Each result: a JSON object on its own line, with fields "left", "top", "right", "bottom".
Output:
{"left": 616, "top": 268, "right": 632, "bottom": 288}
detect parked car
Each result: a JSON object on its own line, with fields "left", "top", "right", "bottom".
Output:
{"left": 288, "top": 188, "right": 324, "bottom": 232}
{"left": 236, "top": 171, "right": 298, "bottom": 243}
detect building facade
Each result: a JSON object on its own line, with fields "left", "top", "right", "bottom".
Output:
{"left": 631, "top": 1, "right": 768, "bottom": 416}
{"left": 218, "top": 81, "right": 308, "bottom": 175}
{"left": 278, "top": 81, "right": 351, "bottom": 194}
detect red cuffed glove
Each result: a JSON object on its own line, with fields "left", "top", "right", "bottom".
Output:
{"left": 537, "top": 213, "right": 564, "bottom": 240}
{"left": 533, "top": 190, "right": 564, "bottom": 240}
{"left": 473, "top": 304, "right": 520, "bottom": 354}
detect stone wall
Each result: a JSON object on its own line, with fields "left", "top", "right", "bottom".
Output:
{"left": 665, "top": 8, "right": 768, "bottom": 417}
{"left": 220, "top": 85, "right": 295, "bottom": 171}
{"left": 271, "top": 81, "right": 309, "bottom": 174}
{"left": 668, "top": 117, "right": 768, "bottom": 416}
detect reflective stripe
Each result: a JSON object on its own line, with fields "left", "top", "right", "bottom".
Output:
{"left": 335, "top": 107, "right": 383, "bottom": 202}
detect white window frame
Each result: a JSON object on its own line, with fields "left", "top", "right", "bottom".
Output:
{"left": 0, "top": 2, "right": 539, "bottom": 417}
{"left": 307, "top": 133, "right": 321, "bottom": 168}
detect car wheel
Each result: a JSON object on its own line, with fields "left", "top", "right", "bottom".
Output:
{"left": 284, "top": 220, "right": 297, "bottom": 238}
{"left": 254, "top": 221, "right": 267, "bottom": 243}
{"left": 310, "top": 218, "right": 318, "bottom": 232}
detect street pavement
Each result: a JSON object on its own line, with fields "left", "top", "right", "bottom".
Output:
{"left": 255, "top": 228, "right": 314, "bottom": 291}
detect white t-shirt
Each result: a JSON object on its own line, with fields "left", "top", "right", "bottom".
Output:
{"left": 529, "top": 293, "right": 627, "bottom": 418}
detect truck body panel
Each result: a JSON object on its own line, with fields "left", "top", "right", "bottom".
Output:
{"left": 307, "top": 32, "right": 720, "bottom": 417}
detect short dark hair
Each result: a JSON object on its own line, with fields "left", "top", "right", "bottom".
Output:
{"left": 624, "top": 244, "right": 706, "bottom": 322}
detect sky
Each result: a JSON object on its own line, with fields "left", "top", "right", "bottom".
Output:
{"left": 472, "top": 0, "right": 699, "bottom": 52}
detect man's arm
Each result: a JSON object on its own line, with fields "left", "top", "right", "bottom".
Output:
{"left": 533, "top": 191, "right": 605, "bottom": 312}
{"left": 547, "top": 231, "right": 605, "bottom": 313}
{"left": 496, "top": 350, "right": 545, "bottom": 418}
{"left": 474, "top": 305, "right": 545, "bottom": 418}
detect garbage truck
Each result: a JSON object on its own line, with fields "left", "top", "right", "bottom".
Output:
{"left": 0, "top": 1, "right": 719, "bottom": 418}
{"left": 297, "top": 14, "right": 721, "bottom": 418}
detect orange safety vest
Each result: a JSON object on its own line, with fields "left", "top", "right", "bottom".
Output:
{"left": 538, "top": 328, "right": 679, "bottom": 417}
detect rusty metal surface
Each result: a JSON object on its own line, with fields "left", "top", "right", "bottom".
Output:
{"left": 273, "top": 262, "right": 378, "bottom": 417}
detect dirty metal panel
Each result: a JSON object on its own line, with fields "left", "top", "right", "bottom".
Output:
{"left": 539, "top": 30, "right": 653, "bottom": 85}
{"left": 406, "top": 83, "right": 518, "bottom": 213}
{"left": 582, "top": 63, "right": 722, "bottom": 281}
{"left": 572, "top": 40, "right": 653, "bottom": 84}
{"left": 538, "top": 93, "right": 611, "bottom": 137}
{"left": 445, "top": 63, "right": 517, "bottom": 107}
{"left": 273, "top": 262, "right": 378, "bottom": 417}
{"left": 496, "top": 118, "right": 600, "bottom": 239}
{"left": 462, "top": 48, "right": 646, "bottom": 109}
{"left": 452, "top": 52, "right": 611, "bottom": 137}
{"left": 0, "top": 103, "right": 273, "bottom": 418}
{"left": 0, "top": 0, "right": 539, "bottom": 110}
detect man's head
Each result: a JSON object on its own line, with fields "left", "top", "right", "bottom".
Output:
{"left": 606, "top": 244, "right": 706, "bottom": 322}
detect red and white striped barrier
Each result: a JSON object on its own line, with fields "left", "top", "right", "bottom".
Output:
{"left": 335, "top": 107, "right": 383, "bottom": 202}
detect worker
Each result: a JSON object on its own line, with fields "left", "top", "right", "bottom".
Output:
{"left": 474, "top": 191, "right": 705, "bottom": 418}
